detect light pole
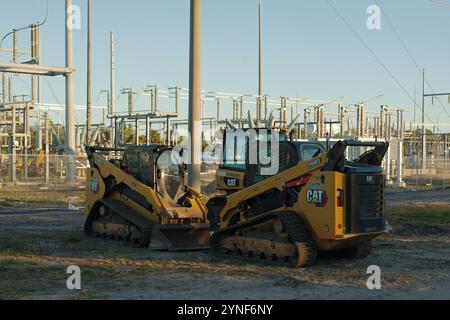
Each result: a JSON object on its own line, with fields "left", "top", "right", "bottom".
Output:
{"left": 110, "top": 32, "right": 116, "bottom": 147}
{"left": 422, "top": 69, "right": 426, "bottom": 169}
{"left": 188, "top": 0, "right": 202, "bottom": 193}
{"left": 65, "top": 0, "right": 76, "bottom": 180}
{"left": 258, "top": 1, "right": 262, "bottom": 120}
{"left": 86, "top": 0, "right": 92, "bottom": 145}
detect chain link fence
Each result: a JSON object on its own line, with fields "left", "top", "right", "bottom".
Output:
{"left": 389, "top": 156, "right": 450, "bottom": 190}
{"left": 0, "top": 141, "right": 449, "bottom": 210}
{"left": 0, "top": 155, "right": 87, "bottom": 210}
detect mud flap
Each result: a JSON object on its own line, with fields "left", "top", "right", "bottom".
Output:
{"left": 149, "top": 224, "right": 210, "bottom": 251}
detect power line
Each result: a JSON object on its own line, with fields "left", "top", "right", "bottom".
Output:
{"left": 324, "top": 0, "right": 437, "bottom": 127}
{"left": 43, "top": 77, "right": 63, "bottom": 108}
{"left": 0, "top": 0, "right": 49, "bottom": 50}
{"left": 376, "top": 0, "right": 450, "bottom": 121}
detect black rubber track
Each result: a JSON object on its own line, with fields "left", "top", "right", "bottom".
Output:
{"left": 211, "top": 211, "right": 317, "bottom": 268}
{"left": 84, "top": 199, "right": 154, "bottom": 248}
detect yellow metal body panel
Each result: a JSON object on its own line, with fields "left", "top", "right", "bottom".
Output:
{"left": 218, "top": 155, "right": 326, "bottom": 226}
{"left": 85, "top": 167, "right": 106, "bottom": 215}
{"left": 216, "top": 153, "right": 384, "bottom": 252}
{"left": 85, "top": 153, "right": 207, "bottom": 224}
{"left": 215, "top": 169, "right": 246, "bottom": 191}
{"left": 295, "top": 172, "right": 344, "bottom": 240}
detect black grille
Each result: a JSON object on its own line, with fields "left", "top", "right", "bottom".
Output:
{"left": 357, "top": 181, "right": 384, "bottom": 220}
{"left": 346, "top": 173, "right": 385, "bottom": 234}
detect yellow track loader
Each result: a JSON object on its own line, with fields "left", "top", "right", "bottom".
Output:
{"left": 84, "top": 146, "right": 209, "bottom": 250}
{"left": 207, "top": 129, "right": 389, "bottom": 267}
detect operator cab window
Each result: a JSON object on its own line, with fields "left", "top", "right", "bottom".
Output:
{"left": 156, "top": 150, "right": 185, "bottom": 205}
{"left": 223, "top": 135, "right": 248, "bottom": 171}
{"left": 123, "top": 149, "right": 152, "bottom": 186}
{"left": 138, "top": 151, "right": 152, "bottom": 185}
{"left": 124, "top": 151, "right": 139, "bottom": 175}
{"left": 299, "top": 144, "right": 324, "bottom": 162}
{"left": 222, "top": 130, "right": 287, "bottom": 172}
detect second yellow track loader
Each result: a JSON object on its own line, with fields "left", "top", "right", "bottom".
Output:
{"left": 207, "top": 129, "right": 389, "bottom": 267}
{"left": 84, "top": 146, "right": 209, "bottom": 251}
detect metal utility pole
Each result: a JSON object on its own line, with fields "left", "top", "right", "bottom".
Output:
{"left": 216, "top": 98, "right": 220, "bottom": 122}
{"left": 379, "top": 105, "right": 386, "bottom": 139}
{"left": 188, "top": 0, "right": 202, "bottom": 193}
{"left": 44, "top": 112, "right": 50, "bottom": 184}
{"left": 422, "top": 87, "right": 450, "bottom": 172}
{"left": 264, "top": 95, "right": 268, "bottom": 121}
{"left": 35, "top": 25, "right": 43, "bottom": 150}
{"left": 303, "top": 109, "right": 309, "bottom": 139}
{"left": 122, "top": 88, "right": 134, "bottom": 114}
{"left": 239, "top": 96, "right": 244, "bottom": 121}
{"left": 174, "top": 86, "right": 179, "bottom": 114}
{"left": 1, "top": 73, "right": 6, "bottom": 103}
{"left": 129, "top": 89, "right": 133, "bottom": 114}
{"left": 110, "top": 32, "right": 116, "bottom": 147}
{"left": 66, "top": 0, "right": 76, "bottom": 180}
{"left": 9, "top": 106, "right": 17, "bottom": 183}
{"left": 12, "top": 31, "right": 18, "bottom": 63}
{"left": 339, "top": 105, "right": 345, "bottom": 137}
{"left": 258, "top": 1, "right": 262, "bottom": 121}
{"left": 86, "top": 0, "right": 92, "bottom": 145}
{"left": 422, "top": 69, "right": 426, "bottom": 169}
{"left": 397, "top": 108, "right": 405, "bottom": 187}
{"left": 8, "top": 76, "right": 12, "bottom": 102}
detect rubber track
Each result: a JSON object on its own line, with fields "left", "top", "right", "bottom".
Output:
{"left": 84, "top": 199, "right": 154, "bottom": 248}
{"left": 211, "top": 211, "right": 317, "bottom": 268}
{"left": 279, "top": 212, "right": 317, "bottom": 268}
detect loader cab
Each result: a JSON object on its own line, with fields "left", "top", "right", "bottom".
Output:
{"left": 217, "top": 129, "right": 326, "bottom": 192}
{"left": 121, "top": 146, "right": 186, "bottom": 202}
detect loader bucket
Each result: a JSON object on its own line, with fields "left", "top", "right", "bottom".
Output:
{"left": 149, "top": 224, "right": 210, "bottom": 251}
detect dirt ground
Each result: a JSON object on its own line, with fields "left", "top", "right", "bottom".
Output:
{"left": 0, "top": 189, "right": 449, "bottom": 300}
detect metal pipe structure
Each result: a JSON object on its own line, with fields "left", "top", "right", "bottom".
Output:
{"left": 65, "top": 0, "right": 76, "bottom": 180}
{"left": 146, "top": 116, "right": 151, "bottom": 145}
{"left": 303, "top": 109, "right": 309, "bottom": 139}
{"left": 239, "top": 96, "right": 244, "bottom": 121}
{"left": 8, "top": 106, "right": 17, "bottom": 183}
{"left": 1, "top": 73, "right": 6, "bottom": 103}
{"left": 216, "top": 97, "right": 220, "bottom": 122}
{"left": 188, "top": 0, "right": 202, "bottom": 192}
{"left": 44, "top": 112, "right": 50, "bottom": 184}
{"left": 8, "top": 76, "right": 12, "bottom": 102}
{"left": 264, "top": 95, "right": 268, "bottom": 120}
{"left": 128, "top": 89, "right": 134, "bottom": 114}
{"left": 37, "top": 59, "right": 42, "bottom": 150}
{"left": 174, "top": 86, "right": 179, "bottom": 114}
{"left": 13, "top": 31, "right": 18, "bottom": 63}
{"left": 258, "top": 1, "right": 262, "bottom": 121}
{"left": 86, "top": 0, "right": 92, "bottom": 145}
{"left": 397, "top": 108, "right": 405, "bottom": 187}
{"left": 0, "top": 62, "right": 72, "bottom": 76}
{"left": 379, "top": 105, "right": 386, "bottom": 139}
{"left": 110, "top": 32, "right": 116, "bottom": 147}
{"left": 422, "top": 69, "right": 426, "bottom": 169}
{"left": 339, "top": 105, "right": 345, "bottom": 137}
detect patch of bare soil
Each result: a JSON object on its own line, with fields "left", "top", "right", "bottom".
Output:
{"left": 0, "top": 196, "right": 449, "bottom": 300}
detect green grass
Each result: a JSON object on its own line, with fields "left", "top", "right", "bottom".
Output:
{"left": 0, "top": 238, "right": 39, "bottom": 255}
{"left": 385, "top": 205, "right": 450, "bottom": 234}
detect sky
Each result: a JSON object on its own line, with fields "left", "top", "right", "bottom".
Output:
{"left": 0, "top": 0, "right": 449, "bottom": 130}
